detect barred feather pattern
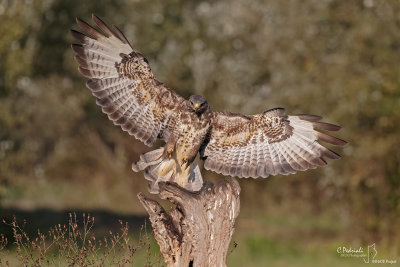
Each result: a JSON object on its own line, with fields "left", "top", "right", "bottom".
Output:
{"left": 72, "top": 15, "right": 347, "bottom": 187}
{"left": 202, "top": 108, "right": 347, "bottom": 178}
{"left": 71, "top": 15, "right": 184, "bottom": 146}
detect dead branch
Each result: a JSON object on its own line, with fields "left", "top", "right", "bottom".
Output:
{"left": 138, "top": 177, "right": 240, "bottom": 267}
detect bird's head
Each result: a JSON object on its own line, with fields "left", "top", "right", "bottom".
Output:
{"left": 189, "top": 95, "right": 208, "bottom": 114}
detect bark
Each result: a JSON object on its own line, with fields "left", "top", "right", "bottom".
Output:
{"left": 137, "top": 177, "right": 240, "bottom": 267}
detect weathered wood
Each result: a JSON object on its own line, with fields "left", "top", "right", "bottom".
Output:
{"left": 138, "top": 177, "right": 240, "bottom": 267}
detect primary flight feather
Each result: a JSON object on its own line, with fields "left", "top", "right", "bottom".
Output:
{"left": 71, "top": 15, "right": 347, "bottom": 193}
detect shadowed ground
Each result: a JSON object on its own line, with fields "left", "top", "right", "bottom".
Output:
{"left": 0, "top": 208, "right": 147, "bottom": 245}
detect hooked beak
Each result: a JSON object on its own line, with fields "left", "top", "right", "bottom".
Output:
{"left": 193, "top": 103, "right": 199, "bottom": 112}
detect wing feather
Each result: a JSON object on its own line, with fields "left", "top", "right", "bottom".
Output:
{"left": 72, "top": 15, "right": 185, "bottom": 146}
{"left": 202, "top": 109, "right": 346, "bottom": 178}
{"left": 92, "top": 15, "right": 117, "bottom": 37}
{"left": 280, "top": 141, "right": 305, "bottom": 171}
{"left": 276, "top": 142, "right": 296, "bottom": 174}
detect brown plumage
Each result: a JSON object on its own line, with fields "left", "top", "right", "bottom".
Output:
{"left": 71, "top": 15, "right": 347, "bottom": 194}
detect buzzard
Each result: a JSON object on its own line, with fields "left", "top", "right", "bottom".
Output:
{"left": 71, "top": 15, "right": 347, "bottom": 193}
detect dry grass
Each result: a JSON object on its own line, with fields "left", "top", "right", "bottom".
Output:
{"left": 0, "top": 213, "right": 162, "bottom": 267}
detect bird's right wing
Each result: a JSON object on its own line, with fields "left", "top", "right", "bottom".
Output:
{"left": 71, "top": 15, "right": 185, "bottom": 146}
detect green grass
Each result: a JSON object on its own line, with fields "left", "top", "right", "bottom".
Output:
{"left": 227, "top": 235, "right": 370, "bottom": 267}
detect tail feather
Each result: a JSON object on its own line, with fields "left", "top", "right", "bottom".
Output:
{"left": 131, "top": 147, "right": 164, "bottom": 172}
{"left": 132, "top": 147, "right": 203, "bottom": 194}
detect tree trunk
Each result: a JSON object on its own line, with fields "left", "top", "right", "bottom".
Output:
{"left": 137, "top": 177, "right": 240, "bottom": 267}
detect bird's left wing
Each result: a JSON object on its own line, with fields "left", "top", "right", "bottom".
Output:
{"left": 201, "top": 108, "right": 346, "bottom": 178}
{"left": 71, "top": 15, "right": 185, "bottom": 146}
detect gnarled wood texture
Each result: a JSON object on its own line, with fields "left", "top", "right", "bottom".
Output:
{"left": 138, "top": 177, "right": 240, "bottom": 267}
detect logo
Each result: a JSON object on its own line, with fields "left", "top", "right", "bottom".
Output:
{"left": 363, "top": 243, "right": 378, "bottom": 263}
{"left": 337, "top": 243, "right": 397, "bottom": 264}
{"left": 337, "top": 245, "right": 366, "bottom": 258}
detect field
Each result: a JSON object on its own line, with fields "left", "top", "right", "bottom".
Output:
{"left": 1, "top": 0, "right": 400, "bottom": 265}
{"left": 1, "top": 209, "right": 396, "bottom": 267}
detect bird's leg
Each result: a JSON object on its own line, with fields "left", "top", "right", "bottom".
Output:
{"left": 180, "top": 140, "right": 203, "bottom": 169}
{"left": 181, "top": 156, "right": 188, "bottom": 167}
{"left": 180, "top": 152, "right": 197, "bottom": 169}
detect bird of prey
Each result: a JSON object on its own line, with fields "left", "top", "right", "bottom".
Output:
{"left": 71, "top": 15, "right": 347, "bottom": 194}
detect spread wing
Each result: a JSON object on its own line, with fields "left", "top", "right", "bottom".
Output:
{"left": 201, "top": 108, "right": 347, "bottom": 178}
{"left": 71, "top": 15, "right": 185, "bottom": 146}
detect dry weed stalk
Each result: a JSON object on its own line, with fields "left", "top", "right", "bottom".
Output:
{"left": 1, "top": 213, "right": 162, "bottom": 266}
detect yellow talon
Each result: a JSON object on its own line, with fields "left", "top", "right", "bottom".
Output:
{"left": 181, "top": 157, "right": 188, "bottom": 166}
{"left": 167, "top": 148, "right": 174, "bottom": 159}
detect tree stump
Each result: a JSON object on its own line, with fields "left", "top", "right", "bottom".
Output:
{"left": 137, "top": 177, "right": 240, "bottom": 267}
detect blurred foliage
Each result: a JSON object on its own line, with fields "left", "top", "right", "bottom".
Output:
{"left": 0, "top": 0, "right": 399, "bottom": 259}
